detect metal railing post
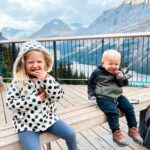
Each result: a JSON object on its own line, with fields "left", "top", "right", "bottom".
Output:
{"left": 0, "top": 44, "right": 2, "bottom": 75}
{"left": 53, "top": 41, "right": 58, "bottom": 81}
{"left": 12, "top": 43, "right": 17, "bottom": 61}
{"left": 102, "top": 38, "right": 104, "bottom": 53}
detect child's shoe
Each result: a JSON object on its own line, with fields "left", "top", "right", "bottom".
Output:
{"left": 128, "top": 127, "right": 143, "bottom": 144}
{"left": 113, "top": 130, "right": 129, "bottom": 147}
{"left": 88, "top": 94, "right": 96, "bottom": 102}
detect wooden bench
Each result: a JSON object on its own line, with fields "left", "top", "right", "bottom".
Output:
{"left": 1, "top": 99, "right": 150, "bottom": 150}
{"left": 1, "top": 84, "right": 150, "bottom": 150}
{"left": 0, "top": 102, "right": 106, "bottom": 150}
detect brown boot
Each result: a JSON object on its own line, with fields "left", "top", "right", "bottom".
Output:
{"left": 113, "top": 130, "right": 129, "bottom": 147}
{"left": 128, "top": 127, "right": 143, "bottom": 144}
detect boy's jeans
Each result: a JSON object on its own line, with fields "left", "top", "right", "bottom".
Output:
{"left": 96, "top": 95, "right": 137, "bottom": 132}
{"left": 18, "top": 119, "right": 77, "bottom": 150}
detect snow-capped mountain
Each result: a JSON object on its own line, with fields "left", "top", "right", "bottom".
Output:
{"left": 0, "top": 33, "right": 7, "bottom": 40}
{"left": 85, "top": 3, "right": 150, "bottom": 35}
{"left": 1, "top": 27, "right": 26, "bottom": 39}
{"left": 69, "top": 23, "right": 86, "bottom": 31}
{"left": 124, "top": 0, "right": 149, "bottom": 5}
{"left": 29, "top": 2, "right": 150, "bottom": 38}
{"left": 55, "top": 2, "right": 150, "bottom": 76}
{"left": 30, "top": 19, "right": 74, "bottom": 38}
{"left": 2, "top": 2, "right": 150, "bottom": 39}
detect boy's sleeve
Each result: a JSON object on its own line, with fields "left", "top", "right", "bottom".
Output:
{"left": 116, "top": 71, "right": 128, "bottom": 87}
{"left": 6, "top": 82, "right": 42, "bottom": 112}
{"left": 38, "top": 75, "right": 64, "bottom": 102}
{"left": 88, "top": 69, "right": 97, "bottom": 97}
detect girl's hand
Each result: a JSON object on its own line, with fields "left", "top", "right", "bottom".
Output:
{"left": 115, "top": 71, "right": 123, "bottom": 77}
{"left": 38, "top": 89, "right": 47, "bottom": 102}
{"left": 31, "top": 71, "right": 47, "bottom": 81}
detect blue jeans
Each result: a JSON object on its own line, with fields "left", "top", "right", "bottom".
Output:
{"left": 18, "top": 119, "right": 77, "bottom": 150}
{"left": 97, "top": 95, "right": 137, "bottom": 132}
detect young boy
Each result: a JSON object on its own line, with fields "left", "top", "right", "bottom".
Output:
{"left": 88, "top": 49, "right": 143, "bottom": 147}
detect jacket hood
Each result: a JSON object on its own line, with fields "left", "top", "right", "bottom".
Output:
{"left": 98, "top": 65, "right": 105, "bottom": 70}
{"left": 13, "top": 41, "right": 54, "bottom": 77}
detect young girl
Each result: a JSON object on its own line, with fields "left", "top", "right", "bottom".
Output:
{"left": 6, "top": 41, "right": 77, "bottom": 150}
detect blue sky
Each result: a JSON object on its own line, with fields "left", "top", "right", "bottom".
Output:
{"left": 0, "top": 0, "right": 122, "bottom": 31}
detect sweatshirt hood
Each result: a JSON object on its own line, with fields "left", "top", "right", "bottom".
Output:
{"left": 13, "top": 41, "right": 54, "bottom": 77}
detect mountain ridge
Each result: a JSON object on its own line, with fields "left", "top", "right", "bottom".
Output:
{"left": 30, "top": 19, "right": 74, "bottom": 38}
{"left": 2, "top": 2, "right": 150, "bottom": 39}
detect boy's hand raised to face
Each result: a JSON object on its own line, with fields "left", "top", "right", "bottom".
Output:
{"left": 114, "top": 70, "right": 123, "bottom": 77}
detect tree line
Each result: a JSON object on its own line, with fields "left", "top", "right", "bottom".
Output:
{"left": 0, "top": 44, "right": 86, "bottom": 84}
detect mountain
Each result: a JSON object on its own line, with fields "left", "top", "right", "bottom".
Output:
{"left": 30, "top": 19, "right": 74, "bottom": 38}
{"left": 1, "top": 27, "right": 26, "bottom": 39}
{"left": 1, "top": 2, "right": 150, "bottom": 76}
{"left": 29, "top": 2, "right": 150, "bottom": 38}
{"left": 69, "top": 23, "right": 87, "bottom": 36}
{"left": 2, "top": 2, "right": 150, "bottom": 39}
{"left": 69, "top": 23, "right": 86, "bottom": 31}
{"left": 114, "top": 20, "right": 150, "bottom": 33}
{"left": 56, "top": 3, "right": 150, "bottom": 75}
{"left": 0, "top": 33, "right": 7, "bottom": 40}
{"left": 124, "top": 0, "right": 149, "bottom": 5}
{"left": 85, "top": 3, "right": 150, "bottom": 35}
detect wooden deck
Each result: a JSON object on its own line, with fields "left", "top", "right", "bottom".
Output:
{"left": 0, "top": 83, "right": 150, "bottom": 150}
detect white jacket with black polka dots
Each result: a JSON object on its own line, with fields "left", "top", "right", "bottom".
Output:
{"left": 6, "top": 75, "right": 64, "bottom": 133}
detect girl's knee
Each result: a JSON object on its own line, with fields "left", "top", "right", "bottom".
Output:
{"left": 19, "top": 138, "right": 41, "bottom": 150}
{"left": 18, "top": 131, "right": 41, "bottom": 150}
{"left": 65, "top": 127, "right": 76, "bottom": 140}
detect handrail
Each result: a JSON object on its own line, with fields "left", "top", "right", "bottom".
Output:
{"left": 1, "top": 32, "right": 150, "bottom": 85}
{"left": 1, "top": 32, "right": 150, "bottom": 44}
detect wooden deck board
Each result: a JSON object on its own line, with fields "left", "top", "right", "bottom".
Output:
{"left": 101, "top": 119, "right": 147, "bottom": 150}
{"left": 77, "top": 133, "right": 96, "bottom": 150}
{"left": 0, "top": 112, "right": 6, "bottom": 126}
{"left": 91, "top": 125, "right": 131, "bottom": 150}
{"left": 80, "top": 128, "right": 113, "bottom": 149}
{"left": 50, "top": 141, "right": 61, "bottom": 150}
{"left": 62, "top": 86, "right": 88, "bottom": 105}
{"left": 0, "top": 83, "right": 150, "bottom": 150}
{"left": 63, "top": 85, "right": 88, "bottom": 102}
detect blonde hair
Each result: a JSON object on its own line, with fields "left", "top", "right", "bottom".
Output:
{"left": 102, "top": 49, "right": 121, "bottom": 63}
{"left": 13, "top": 50, "right": 53, "bottom": 86}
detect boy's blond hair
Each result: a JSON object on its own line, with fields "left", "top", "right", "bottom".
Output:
{"left": 102, "top": 49, "right": 121, "bottom": 63}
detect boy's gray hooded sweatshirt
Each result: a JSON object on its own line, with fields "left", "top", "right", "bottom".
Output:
{"left": 88, "top": 65, "right": 128, "bottom": 100}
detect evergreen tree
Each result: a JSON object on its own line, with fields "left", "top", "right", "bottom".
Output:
{"left": 0, "top": 44, "right": 14, "bottom": 82}
{"left": 79, "top": 72, "right": 86, "bottom": 85}
{"left": 66, "top": 63, "right": 73, "bottom": 84}
{"left": 72, "top": 70, "right": 78, "bottom": 84}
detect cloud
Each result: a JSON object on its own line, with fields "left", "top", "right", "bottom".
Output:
{"left": 0, "top": 0, "right": 122, "bottom": 31}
